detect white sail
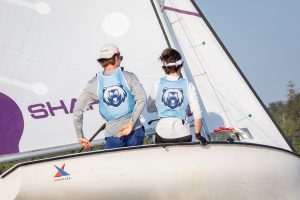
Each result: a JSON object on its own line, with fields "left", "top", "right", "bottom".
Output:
{"left": 0, "top": 0, "right": 168, "bottom": 156}
{"left": 158, "top": 0, "right": 291, "bottom": 150}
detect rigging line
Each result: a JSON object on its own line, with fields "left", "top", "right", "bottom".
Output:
{"left": 209, "top": 85, "right": 250, "bottom": 118}
{"left": 165, "top": 0, "right": 234, "bottom": 127}
{"left": 170, "top": 17, "right": 183, "bottom": 25}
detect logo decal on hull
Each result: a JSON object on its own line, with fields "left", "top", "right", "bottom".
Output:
{"left": 54, "top": 164, "right": 71, "bottom": 181}
{"left": 54, "top": 163, "right": 69, "bottom": 177}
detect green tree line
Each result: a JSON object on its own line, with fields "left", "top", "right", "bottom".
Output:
{"left": 268, "top": 81, "right": 300, "bottom": 153}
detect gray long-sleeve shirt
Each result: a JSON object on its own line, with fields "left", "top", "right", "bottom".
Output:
{"left": 73, "top": 69, "right": 146, "bottom": 138}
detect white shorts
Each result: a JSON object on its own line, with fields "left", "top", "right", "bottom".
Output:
{"left": 156, "top": 118, "right": 191, "bottom": 139}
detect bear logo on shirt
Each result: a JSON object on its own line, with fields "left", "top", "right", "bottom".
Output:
{"left": 103, "top": 84, "right": 127, "bottom": 107}
{"left": 161, "top": 87, "right": 184, "bottom": 109}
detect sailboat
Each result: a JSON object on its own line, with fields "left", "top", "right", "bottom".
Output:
{"left": 0, "top": 0, "right": 299, "bottom": 199}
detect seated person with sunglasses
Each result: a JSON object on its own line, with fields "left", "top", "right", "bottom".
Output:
{"left": 73, "top": 44, "right": 146, "bottom": 150}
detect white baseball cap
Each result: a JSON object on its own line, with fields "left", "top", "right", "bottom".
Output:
{"left": 98, "top": 44, "right": 120, "bottom": 59}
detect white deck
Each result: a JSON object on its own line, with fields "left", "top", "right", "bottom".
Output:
{"left": 1, "top": 143, "right": 299, "bottom": 200}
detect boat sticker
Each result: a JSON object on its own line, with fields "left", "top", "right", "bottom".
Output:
{"left": 54, "top": 163, "right": 71, "bottom": 181}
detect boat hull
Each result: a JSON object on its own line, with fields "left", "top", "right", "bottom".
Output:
{"left": 1, "top": 143, "right": 300, "bottom": 199}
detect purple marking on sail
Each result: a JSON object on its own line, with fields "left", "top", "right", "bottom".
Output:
{"left": 0, "top": 92, "right": 24, "bottom": 155}
{"left": 163, "top": 6, "right": 201, "bottom": 18}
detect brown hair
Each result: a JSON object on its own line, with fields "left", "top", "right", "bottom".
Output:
{"left": 159, "top": 48, "right": 182, "bottom": 74}
{"left": 98, "top": 53, "right": 119, "bottom": 68}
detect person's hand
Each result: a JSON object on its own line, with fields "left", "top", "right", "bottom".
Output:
{"left": 195, "top": 133, "right": 207, "bottom": 146}
{"left": 118, "top": 123, "right": 133, "bottom": 137}
{"left": 78, "top": 137, "right": 91, "bottom": 150}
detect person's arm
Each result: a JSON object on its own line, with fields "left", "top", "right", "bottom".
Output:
{"left": 73, "top": 76, "right": 98, "bottom": 149}
{"left": 118, "top": 71, "right": 146, "bottom": 137}
{"left": 188, "top": 82, "right": 206, "bottom": 144}
{"left": 188, "top": 82, "right": 202, "bottom": 127}
{"left": 194, "top": 118, "right": 202, "bottom": 135}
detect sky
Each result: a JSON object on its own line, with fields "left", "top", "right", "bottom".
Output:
{"left": 196, "top": 0, "right": 300, "bottom": 105}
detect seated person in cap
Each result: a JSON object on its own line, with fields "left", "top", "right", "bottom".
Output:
{"left": 147, "top": 48, "right": 207, "bottom": 144}
{"left": 73, "top": 44, "right": 146, "bottom": 150}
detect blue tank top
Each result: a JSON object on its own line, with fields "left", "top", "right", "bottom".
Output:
{"left": 97, "top": 68, "right": 135, "bottom": 121}
{"left": 156, "top": 77, "right": 189, "bottom": 120}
